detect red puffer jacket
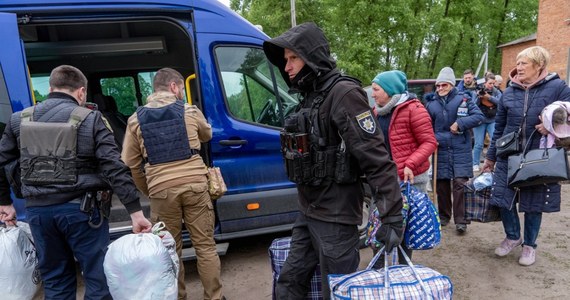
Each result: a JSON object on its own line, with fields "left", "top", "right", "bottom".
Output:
{"left": 389, "top": 98, "right": 437, "bottom": 180}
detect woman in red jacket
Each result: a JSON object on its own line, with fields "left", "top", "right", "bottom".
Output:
{"left": 371, "top": 70, "right": 438, "bottom": 265}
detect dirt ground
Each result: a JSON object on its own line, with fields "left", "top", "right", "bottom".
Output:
{"left": 184, "top": 184, "right": 570, "bottom": 300}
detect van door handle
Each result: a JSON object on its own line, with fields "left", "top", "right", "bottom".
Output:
{"left": 219, "top": 139, "right": 248, "bottom": 146}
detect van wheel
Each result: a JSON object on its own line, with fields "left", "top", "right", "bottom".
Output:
{"left": 358, "top": 195, "right": 372, "bottom": 248}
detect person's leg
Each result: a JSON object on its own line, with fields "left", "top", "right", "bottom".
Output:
{"left": 149, "top": 188, "right": 185, "bottom": 300}
{"left": 495, "top": 205, "right": 523, "bottom": 256}
{"left": 519, "top": 212, "right": 542, "bottom": 266}
{"left": 181, "top": 182, "right": 223, "bottom": 300}
{"left": 62, "top": 206, "right": 112, "bottom": 300}
{"left": 436, "top": 179, "right": 452, "bottom": 225}
{"left": 486, "top": 122, "right": 495, "bottom": 146}
{"left": 276, "top": 214, "right": 319, "bottom": 300}
{"left": 452, "top": 177, "right": 469, "bottom": 233}
{"left": 27, "top": 203, "right": 81, "bottom": 300}
{"left": 472, "top": 124, "right": 486, "bottom": 167}
{"left": 309, "top": 217, "right": 359, "bottom": 300}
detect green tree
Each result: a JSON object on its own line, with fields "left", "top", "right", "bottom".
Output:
{"left": 230, "top": 0, "right": 538, "bottom": 82}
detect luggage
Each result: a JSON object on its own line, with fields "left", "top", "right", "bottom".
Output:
{"left": 329, "top": 246, "right": 453, "bottom": 300}
{"left": 402, "top": 183, "right": 441, "bottom": 250}
{"left": 464, "top": 175, "right": 501, "bottom": 223}
{"left": 269, "top": 237, "right": 323, "bottom": 300}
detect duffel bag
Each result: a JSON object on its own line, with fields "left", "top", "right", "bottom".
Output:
{"left": 328, "top": 246, "right": 453, "bottom": 300}
{"left": 269, "top": 237, "right": 323, "bottom": 300}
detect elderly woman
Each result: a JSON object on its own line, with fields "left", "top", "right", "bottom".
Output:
{"left": 482, "top": 46, "right": 570, "bottom": 266}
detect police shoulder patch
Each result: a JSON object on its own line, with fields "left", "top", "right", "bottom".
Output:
{"left": 356, "top": 110, "right": 376, "bottom": 134}
{"left": 101, "top": 116, "right": 114, "bottom": 133}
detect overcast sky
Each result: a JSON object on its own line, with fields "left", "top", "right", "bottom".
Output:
{"left": 218, "top": 0, "right": 230, "bottom": 7}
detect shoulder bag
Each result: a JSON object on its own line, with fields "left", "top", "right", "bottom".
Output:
{"left": 507, "top": 129, "right": 570, "bottom": 188}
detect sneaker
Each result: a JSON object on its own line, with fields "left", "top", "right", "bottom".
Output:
{"left": 473, "top": 165, "right": 480, "bottom": 172}
{"left": 456, "top": 224, "right": 467, "bottom": 234}
{"left": 440, "top": 218, "right": 450, "bottom": 226}
{"left": 494, "top": 237, "right": 523, "bottom": 257}
{"left": 519, "top": 245, "right": 536, "bottom": 266}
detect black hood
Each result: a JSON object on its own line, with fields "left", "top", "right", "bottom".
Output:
{"left": 263, "top": 22, "right": 336, "bottom": 88}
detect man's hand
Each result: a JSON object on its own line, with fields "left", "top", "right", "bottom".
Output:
{"left": 0, "top": 204, "right": 17, "bottom": 226}
{"left": 130, "top": 211, "right": 152, "bottom": 233}
{"left": 375, "top": 220, "right": 403, "bottom": 252}
{"left": 403, "top": 167, "right": 414, "bottom": 184}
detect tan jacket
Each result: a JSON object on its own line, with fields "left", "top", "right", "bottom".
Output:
{"left": 121, "top": 91, "right": 212, "bottom": 196}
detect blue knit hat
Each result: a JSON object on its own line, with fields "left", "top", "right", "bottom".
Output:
{"left": 372, "top": 70, "right": 408, "bottom": 97}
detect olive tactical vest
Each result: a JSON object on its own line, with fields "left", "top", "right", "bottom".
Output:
{"left": 19, "top": 106, "right": 92, "bottom": 185}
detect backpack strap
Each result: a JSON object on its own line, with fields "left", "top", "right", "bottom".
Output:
{"left": 69, "top": 106, "right": 93, "bottom": 126}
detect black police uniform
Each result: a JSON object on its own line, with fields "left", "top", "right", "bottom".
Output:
{"left": 0, "top": 92, "right": 142, "bottom": 298}
{"left": 264, "top": 22, "right": 403, "bottom": 299}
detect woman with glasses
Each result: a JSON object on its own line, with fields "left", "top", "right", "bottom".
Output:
{"left": 425, "top": 67, "right": 484, "bottom": 234}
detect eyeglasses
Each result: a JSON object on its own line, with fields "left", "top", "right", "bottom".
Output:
{"left": 435, "top": 84, "right": 449, "bottom": 89}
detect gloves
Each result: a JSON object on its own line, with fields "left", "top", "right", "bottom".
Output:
{"left": 375, "top": 220, "right": 403, "bottom": 252}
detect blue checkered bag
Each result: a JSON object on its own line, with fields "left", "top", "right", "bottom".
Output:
{"left": 328, "top": 246, "right": 453, "bottom": 300}
{"left": 403, "top": 183, "right": 441, "bottom": 250}
{"left": 269, "top": 237, "right": 323, "bottom": 300}
{"left": 464, "top": 175, "right": 501, "bottom": 223}
{"left": 365, "top": 189, "right": 409, "bottom": 249}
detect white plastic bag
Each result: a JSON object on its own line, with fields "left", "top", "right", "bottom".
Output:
{"left": 103, "top": 222, "right": 179, "bottom": 300}
{"left": 0, "top": 222, "right": 41, "bottom": 300}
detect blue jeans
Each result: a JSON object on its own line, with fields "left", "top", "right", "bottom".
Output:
{"left": 500, "top": 206, "right": 542, "bottom": 248}
{"left": 472, "top": 122, "right": 495, "bottom": 165}
{"left": 27, "top": 202, "right": 111, "bottom": 300}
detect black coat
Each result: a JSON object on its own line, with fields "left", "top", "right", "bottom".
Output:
{"left": 487, "top": 73, "right": 570, "bottom": 212}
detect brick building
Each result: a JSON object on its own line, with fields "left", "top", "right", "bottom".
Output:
{"left": 497, "top": 0, "right": 570, "bottom": 87}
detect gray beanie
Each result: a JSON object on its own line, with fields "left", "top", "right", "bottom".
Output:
{"left": 436, "top": 67, "right": 456, "bottom": 86}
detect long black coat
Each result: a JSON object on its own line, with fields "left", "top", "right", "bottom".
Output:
{"left": 487, "top": 73, "right": 570, "bottom": 212}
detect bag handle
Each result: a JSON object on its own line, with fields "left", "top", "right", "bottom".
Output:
{"left": 367, "top": 246, "right": 434, "bottom": 299}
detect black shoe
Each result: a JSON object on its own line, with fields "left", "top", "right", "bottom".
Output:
{"left": 456, "top": 224, "right": 467, "bottom": 234}
{"left": 440, "top": 218, "right": 450, "bottom": 226}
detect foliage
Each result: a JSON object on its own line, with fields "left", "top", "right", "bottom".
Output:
{"left": 230, "top": 0, "right": 538, "bottom": 82}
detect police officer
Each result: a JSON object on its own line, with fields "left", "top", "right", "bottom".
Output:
{"left": 263, "top": 22, "right": 403, "bottom": 299}
{"left": 121, "top": 68, "right": 223, "bottom": 300}
{"left": 0, "top": 65, "right": 152, "bottom": 299}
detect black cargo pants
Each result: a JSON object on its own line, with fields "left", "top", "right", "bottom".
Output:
{"left": 275, "top": 213, "right": 360, "bottom": 300}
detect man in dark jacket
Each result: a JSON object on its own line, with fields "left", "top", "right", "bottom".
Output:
{"left": 263, "top": 22, "right": 403, "bottom": 299}
{"left": 0, "top": 65, "right": 152, "bottom": 299}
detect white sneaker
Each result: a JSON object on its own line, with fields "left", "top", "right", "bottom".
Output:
{"left": 519, "top": 245, "right": 536, "bottom": 266}
{"left": 473, "top": 165, "right": 480, "bottom": 172}
{"left": 495, "top": 237, "right": 522, "bottom": 257}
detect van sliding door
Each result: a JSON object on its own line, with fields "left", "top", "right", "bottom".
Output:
{"left": 0, "top": 13, "right": 33, "bottom": 112}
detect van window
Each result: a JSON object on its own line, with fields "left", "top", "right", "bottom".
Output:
{"left": 216, "top": 46, "right": 297, "bottom": 127}
{"left": 0, "top": 68, "right": 11, "bottom": 135}
{"left": 31, "top": 76, "right": 50, "bottom": 103}
{"left": 138, "top": 72, "right": 155, "bottom": 105}
{"left": 100, "top": 77, "right": 138, "bottom": 116}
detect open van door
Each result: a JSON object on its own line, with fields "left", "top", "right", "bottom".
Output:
{"left": 0, "top": 13, "right": 33, "bottom": 220}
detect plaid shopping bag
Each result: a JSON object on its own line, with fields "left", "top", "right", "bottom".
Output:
{"left": 403, "top": 183, "right": 441, "bottom": 250}
{"left": 464, "top": 185, "right": 501, "bottom": 223}
{"left": 269, "top": 237, "right": 323, "bottom": 300}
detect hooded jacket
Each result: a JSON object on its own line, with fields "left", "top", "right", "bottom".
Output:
{"left": 263, "top": 22, "right": 402, "bottom": 225}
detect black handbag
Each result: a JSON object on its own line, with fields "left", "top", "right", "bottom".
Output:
{"left": 507, "top": 130, "right": 570, "bottom": 188}
{"left": 495, "top": 130, "right": 520, "bottom": 158}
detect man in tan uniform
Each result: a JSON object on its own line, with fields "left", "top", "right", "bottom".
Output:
{"left": 121, "top": 68, "right": 223, "bottom": 300}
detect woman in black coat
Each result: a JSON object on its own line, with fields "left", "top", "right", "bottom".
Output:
{"left": 482, "top": 46, "right": 570, "bottom": 266}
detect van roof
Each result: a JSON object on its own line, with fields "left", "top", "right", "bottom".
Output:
{"left": 0, "top": 0, "right": 267, "bottom": 39}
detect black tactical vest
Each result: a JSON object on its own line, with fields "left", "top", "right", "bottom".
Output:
{"left": 19, "top": 106, "right": 92, "bottom": 185}
{"left": 136, "top": 100, "right": 198, "bottom": 165}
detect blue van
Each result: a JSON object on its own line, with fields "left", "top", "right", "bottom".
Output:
{"left": 0, "top": 0, "right": 370, "bottom": 248}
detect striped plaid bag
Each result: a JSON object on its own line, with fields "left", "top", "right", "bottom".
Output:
{"left": 269, "top": 237, "right": 323, "bottom": 300}
{"left": 403, "top": 183, "right": 441, "bottom": 250}
{"left": 464, "top": 175, "right": 501, "bottom": 223}
{"left": 328, "top": 246, "right": 453, "bottom": 300}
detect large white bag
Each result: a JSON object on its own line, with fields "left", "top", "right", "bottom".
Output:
{"left": 103, "top": 222, "right": 179, "bottom": 300}
{"left": 0, "top": 222, "right": 41, "bottom": 300}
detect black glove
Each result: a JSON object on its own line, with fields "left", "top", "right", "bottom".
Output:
{"left": 375, "top": 220, "right": 404, "bottom": 252}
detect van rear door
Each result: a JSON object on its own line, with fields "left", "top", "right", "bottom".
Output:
{"left": 0, "top": 12, "right": 33, "bottom": 220}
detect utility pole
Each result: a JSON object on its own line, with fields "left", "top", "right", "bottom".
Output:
{"left": 290, "top": 0, "right": 296, "bottom": 27}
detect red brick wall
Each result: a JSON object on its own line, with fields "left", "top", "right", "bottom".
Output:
{"left": 537, "top": 0, "right": 570, "bottom": 83}
{"left": 499, "top": 0, "right": 570, "bottom": 88}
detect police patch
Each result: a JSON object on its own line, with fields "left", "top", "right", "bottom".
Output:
{"left": 356, "top": 111, "right": 376, "bottom": 134}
